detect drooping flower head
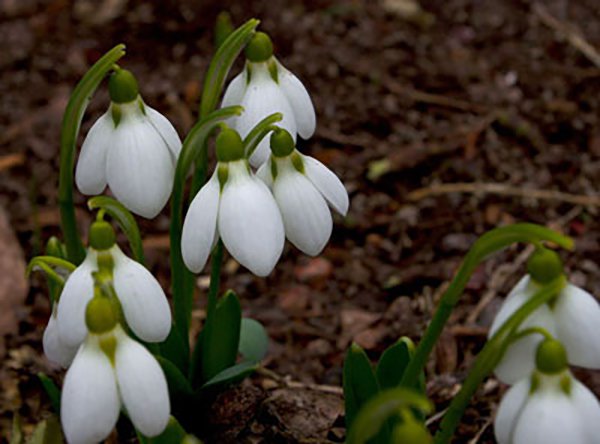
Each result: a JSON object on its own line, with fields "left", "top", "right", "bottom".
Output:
{"left": 61, "top": 295, "right": 170, "bottom": 443}
{"left": 56, "top": 220, "right": 171, "bottom": 351}
{"left": 494, "top": 339, "right": 600, "bottom": 444}
{"left": 75, "top": 68, "right": 182, "bottom": 218}
{"left": 182, "top": 128, "right": 285, "bottom": 276}
{"left": 489, "top": 248, "right": 600, "bottom": 384}
{"left": 222, "top": 32, "right": 316, "bottom": 167}
{"left": 256, "top": 129, "right": 349, "bottom": 256}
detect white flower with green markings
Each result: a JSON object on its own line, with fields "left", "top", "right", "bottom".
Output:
{"left": 257, "top": 129, "right": 348, "bottom": 256}
{"left": 495, "top": 339, "right": 600, "bottom": 444}
{"left": 43, "top": 303, "right": 79, "bottom": 368}
{"left": 182, "top": 128, "right": 285, "bottom": 277}
{"left": 61, "top": 297, "right": 170, "bottom": 443}
{"left": 222, "top": 32, "right": 316, "bottom": 167}
{"left": 489, "top": 249, "right": 600, "bottom": 384}
{"left": 56, "top": 221, "right": 171, "bottom": 349}
{"left": 75, "top": 68, "right": 182, "bottom": 218}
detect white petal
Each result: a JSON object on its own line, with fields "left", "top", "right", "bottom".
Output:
{"left": 106, "top": 110, "right": 174, "bottom": 218}
{"left": 570, "top": 378, "right": 600, "bottom": 443}
{"left": 75, "top": 111, "right": 113, "bottom": 195}
{"left": 276, "top": 60, "right": 316, "bottom": 139}
{"left": 111, "top": 247, "right": 171, "bottom": 342}
{"left": 302, "top": 155, "right": 349, "bottom": 216}
{"left": 553, "top": 283, "right": 600, "bottom": 368}
{"left": 493, "top": 305, "right": 557, "bottom": 385}
{"left": 494, "top": 378, "right": 530, "bottom": 444}
{"left": 115, "top": 334, "right": 170, "bottom": 437}
{"left": 181, "top": 172, "right": 220, "bottom": 273}
{"left": 145, "top": 105, "right": 182, "bottom": 160}
{"left": 256, "top": 158, "right": 274, "bottom": 189}
{"left": 56, "top": 251, "right": 97, "bottom": 347}
{"left": 489, "top": 276, "right": 533, "bottom": 337}
{"left": 221, "top": 69, "right": 248, "bottom": 108}
{"left": 273, "top": 165, "right": 332, "bottom": 256}
{"left": 218, "top": 161, "right": 284, "bottom": 276}
{"left": 43, "top": 309, "right": 78, "bottom": 368}
{"left": 61, "top": 339, "right": 120, "bottom": 444}
{"left": 513, "top": 387, "right": 587, "bottom": 444}
{"left": 231, "top": 63, "right": 297, "bottom": 168}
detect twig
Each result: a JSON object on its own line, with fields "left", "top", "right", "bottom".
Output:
{"left": 256, "top": 367, "right": 344, "bottom": 395}
{"left": 467, "top": 417, "right": 492, "bottom": 444}
{"left": 0, "top": 153, "right": 25, "bottom": 171}
{"left": 533, "top": 2, "right": 600, "bottom": 69}
{"left": 407, "top": 182, "right": 600, "bottom": 207}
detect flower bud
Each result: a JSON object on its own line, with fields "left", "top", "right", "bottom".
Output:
{"left": 527, "top": 248, "right": 563, "bottom": 284}
{"left": 270, "top": 128, "right": 295, "bottom": 157}
{"left": 216, "top": 128, "right": 245, "bottom": 162}
{"left": 536, "top": 339, "right": 568, "bottom": 375}
{"left": 85, "top": 293, "right": 118, "bottom": 334}
{"left": 245, "top": 32, "right": 274, "bottom": 63}
{"left": 109, "top": 68, "right": 139, "bottom": 104}
{"left": 89, "top": 221, "right": 116, "bottom": 251}
{"left": 46, "top": 236, "right": 65, "bottom": 258}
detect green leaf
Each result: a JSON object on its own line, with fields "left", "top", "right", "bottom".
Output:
{"left": 157, "top": 356, "right": 193, "bottom": 399}
{"left": 10, "top": 414, "right": 23, "bottom": 444}
{"left": 159, "top": 326, "right": 190, "bottom": 375}
{"left": 137, "top": 416, "right": 187, "bottom": 443}
{"left": 343, "top": 343, "right": 380, "bottom": 431}
{"left": 170, "top": 106, "right": 243, "bottom": 350}
{"left": 38, "top": 373, "right": 61, "bottom": 414}
{"left": 87, "top": 196, "right": 145, "bottom": 264}
{"left": 26, "top": 257, "right": 76, "bottom": 302}
{"left": 199, "top": 19, "right": 259, "bottom": 118}
{"left": 199, "top": 361, "right": 258, "bottom": 392}
{"left": 347, "top": 388, "right": 433, "bottom": 444}
{"left": 376, "top": 337, "right": 415, "bottom": 390}
{"left": 242, "top": 112, "right": 283, "bottom": 158}
{"left": 27, "top": 416, "right": 63, "bottom": 444}
{"left": 199, "top": 290, "right": 241, "bottom": 383}
{"left": 239, "top": 318, "right": 269, "bottom": 362}
{"left": 59, "top": 44, "right": 126, "bottom": 264}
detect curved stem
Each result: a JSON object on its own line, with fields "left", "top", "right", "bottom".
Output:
{"left": 399, "top": 223, "right": 572, "bottom": 389}
{"left": 59, "top": 44, "right": 126, "bottom": 264}
{"left": 509, "top": 326, "right": 554, "bottom": 343}
{"left": 433, "top": 276, "right": 566, "bottom": 444}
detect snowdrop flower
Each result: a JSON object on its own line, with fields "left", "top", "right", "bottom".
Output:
{"left": 489, "top": 248, "right": 600, "bottom": 384}
{"left": 495, "top": 339, "right": 600, "bottom": 444}
{"left": 43, "top": 303, "right": 79, "bottom": 367}
{"left": 256, "top": 129, "right": 349, "bottom": 255}
{"left": 62, "top": 296, "right": 169, "bottom": 443}
{"left": 75, "top": 68, "right": 182, "bottom": 218}
{"left": 182, "top": 128, "right": 284, "bottom": 276}
{"left": 222, "top": 32, "right": 316, "bottom": 167}
{"left": 56, "top": 220, "right": 171, "bottom": 349}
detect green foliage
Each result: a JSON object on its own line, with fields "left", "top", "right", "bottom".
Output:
{"left": 38, "top": 373, "right": 61, "bottom": 415}
{"left": 137, "top": 416, "right": 188, "bottom": 443}
{"left": 239, "top": 318, "right": 269, "bottom": 362}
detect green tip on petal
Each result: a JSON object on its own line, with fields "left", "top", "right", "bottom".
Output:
{"left": 536, "top": 339, "right": 568, "bottom": 374}
{"left": 245, "top": 31, "right": 274, "bottom": 62}
{"left": 109, "top": 68, "right": 139, "bottom": 104}
{"left": 392, "top": 418, "right": 432, "bottom": 444}
{"left": 85, "top": 294, "right": 118, "bottom": 334}
{"left": 527, "top": 248, "right": 563, "bottom": 284}
{"left": 270, "top": 128, "right": 295, "bottom": 157}
{"left": 216, "top": 128, "right": 245, "bottom": 162}
{"left": 89, "top": 220, "right": 116, "bottom": 251}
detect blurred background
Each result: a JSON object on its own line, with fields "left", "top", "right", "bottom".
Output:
{"left": 1, "top": 0, "right": 600, "bottom": 442}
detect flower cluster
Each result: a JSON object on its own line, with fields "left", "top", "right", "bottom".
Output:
{"left": 43, "top": 221, "right": 171, "bottom": 442}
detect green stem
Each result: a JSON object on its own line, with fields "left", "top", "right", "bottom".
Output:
{"left": 509, "top": 326, "right": 554, "bottom": 343}
{"left": 400, "top": 223, "right": 572, "bottom": 389}
{"left": 433, "top": 276, "right": 566, "bottom": 444}
{"left": 59, "top": 44, "right": 126, "bottom": 264}
{"left": 206, "top": 241, "right": 224, "bottom": 318}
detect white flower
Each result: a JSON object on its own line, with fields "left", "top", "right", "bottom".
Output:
{"left": 494, "top": 371, "right": 600, "bottom": 444}
{"left": 43, "top": 303, "right": 78, "bottom": 367}
{"left": 256, "top": 131, "right": 349, "bottom": 256}
{"left": 182, "top": 159, "right": 285, "bottom": 277}
{"left": 56, "top": 246, "right": 171, "bottom": 348}
{"left": 61, "top": 326, "right": 170, "bottom": 443}
{"left": 76, "top": 69, "right": 181, "bottom": 218}
{"left": 489, "top": 275, "right": 600, "bottom": 384}
{"left": 222, "top": 58, "right": 315, "bottom": 167}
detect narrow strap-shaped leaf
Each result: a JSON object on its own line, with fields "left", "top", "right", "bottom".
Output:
{"left": 87, "top": 196, "right": 145, "bottom": 264}
{"left": 376, "top": 337, "right": 415, "bottom": 390}
{"left": 59, "top": 44, "right": 126, "bottom": 264}
{"left": 159, "top": 326, "right": 190, "bottom": 376}
{"left": 239, "top": 318, "right": 269, "bottom": 362}
{"left": 10, "top": 414, "right": 23, "bottom": 444}
{"left": 198, "top": 361, "right": 258, "bottom": 392}
{"left": 199, "top": 19, "right": 259, "bottom": 118}
{"left": 242, "top": 112, "right": 283, "bottom": 158}
{"left": 27, "top": 258, "right": 71, "bottom": 300}
{"left": 198, "top": 290, "right": 241, "bottom": 384}
{"left": 170, "top": 106, "right": 242, "bottom": 354}
{"left": 156, "top": 356, "right": 194, "bottom": 399}
{"left": 137, "top": 416, "right": 187, "bottom": 444}
{"left": 27, "top": 416, "right": 63, "bottom": 444}
{"left": 38, "top": 373, "right": 61, "bottom": 414}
